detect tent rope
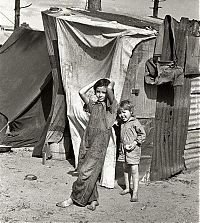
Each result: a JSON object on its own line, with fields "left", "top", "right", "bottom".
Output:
{"left": 0, "top": 122, "right": 9, "bottom": 133}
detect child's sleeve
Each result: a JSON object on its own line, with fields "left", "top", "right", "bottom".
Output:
{"left": 134, "top": 120, "right": 146, "bottom": 146}
{"left": 107, "top": 99, "right": 119, "bottom": 128}
{"left": 109, "top": 98, "right": 118, "bottom": 114}
{"left": 83, "top": 99, "right": 95, "bottom": 114}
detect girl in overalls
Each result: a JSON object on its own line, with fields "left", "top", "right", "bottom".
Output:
{"left": 56, "top": 78, "right": 118, "bottom": 210}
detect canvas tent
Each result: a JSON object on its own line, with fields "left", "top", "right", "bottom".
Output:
{"left": 0, "top": 27, "right": 59, "bottom": 150}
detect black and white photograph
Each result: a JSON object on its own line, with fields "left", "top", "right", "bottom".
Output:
{"left": 0, "top": 0, "right": 199, "bottom": 222}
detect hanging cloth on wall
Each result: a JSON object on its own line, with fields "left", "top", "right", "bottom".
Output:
{"left": 144, "top": 15, "right": 184, "bottom": 86}
{"left": 144, "top": 58, "right": 184, "bottom": 86}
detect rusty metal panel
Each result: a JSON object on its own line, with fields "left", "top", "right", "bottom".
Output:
{"left": 151, "top": 78, "right": 191, "bottom": 181}
{"left": 150, "top": 83, "right": 175, "bottom": 180}
{"left": 184, "top": 76, "right": 200, "bottom": 170}
{"left": 150, "top": 17, "right": 192, "bottom": 181}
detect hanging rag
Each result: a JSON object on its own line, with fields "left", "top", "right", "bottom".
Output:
{"left": 145, "top": 15, "right": 184, "bottom": 86}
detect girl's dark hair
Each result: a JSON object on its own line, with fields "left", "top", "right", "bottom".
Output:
{"left": 117, "top": 100, "right": 135, "bottom": 115}
{"left": 93, "top": 78, "right": 110, "bottom": 93}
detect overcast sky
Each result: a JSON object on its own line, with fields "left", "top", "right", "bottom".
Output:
{"left": 0, "top": 0, "right": 199, "bottom": 30}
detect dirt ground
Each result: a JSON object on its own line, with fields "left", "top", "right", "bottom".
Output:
{"left": 0, "top": 147, "right": 199, "bottom": 223}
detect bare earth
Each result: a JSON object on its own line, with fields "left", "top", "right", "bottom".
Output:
{"left": 0, "top": 148, "right": 199, "bottom": 223}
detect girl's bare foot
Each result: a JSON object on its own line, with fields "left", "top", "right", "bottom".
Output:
{"left": 56, "top": 198, "right": 73, "bottom": 208}
{"left": 119, "top": 189, "right": 130, "bottom": 195}
{"left": 87, "top": 200, "right": 99, "bottom": 211}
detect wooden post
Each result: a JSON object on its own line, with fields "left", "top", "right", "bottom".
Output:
{"left": 42, "top": 143, "right": 47, "bottom": 165}
{"left": 14, "top": 0, "right": 20, "bottom": 29}
{"left": 88, "top": 0, "right": 102, "bottom": 11}
{"left": 153, "top": 0, "right": 159, "bottom": 18}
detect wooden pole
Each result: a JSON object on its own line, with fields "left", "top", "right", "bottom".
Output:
{"left": 88, "top": 0, "right": 102, "bottom": 11}
{"left": 14, "top": 0, "right": 20, "bottom": 29}
{"left": 153, "top": 0, "right": 159, "bottom": 18}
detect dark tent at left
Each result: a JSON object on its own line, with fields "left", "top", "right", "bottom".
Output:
{"left": 0, "top": 27, "right": 52, "bottom": 148}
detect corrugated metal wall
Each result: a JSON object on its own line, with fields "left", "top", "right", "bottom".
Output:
{"left": 151, "top": 79, "right": 191, "bottom": 180}
{"left": 184, "top": 76, "right": 200, "bottom": 170}
{"left": 150, "top": 17, "right": 192, "bottom": 181}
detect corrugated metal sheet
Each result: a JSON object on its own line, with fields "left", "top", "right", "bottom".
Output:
{"left": 184, "top": 76, "right": 200, "bottom": 170}
{"left": 150, "top": 16, "right": 192, "bottom": 181}
{"left": 190, "top": 76, "right": 200, "bottom": 93}
{"left": 188, "top": 94, "right": 200, "bottom": 130}
{"left": 151, "top": 78, "right": 191, "bottom": 181}
{"left": 188, "top": 77, "right": 200, "bottom": 130}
